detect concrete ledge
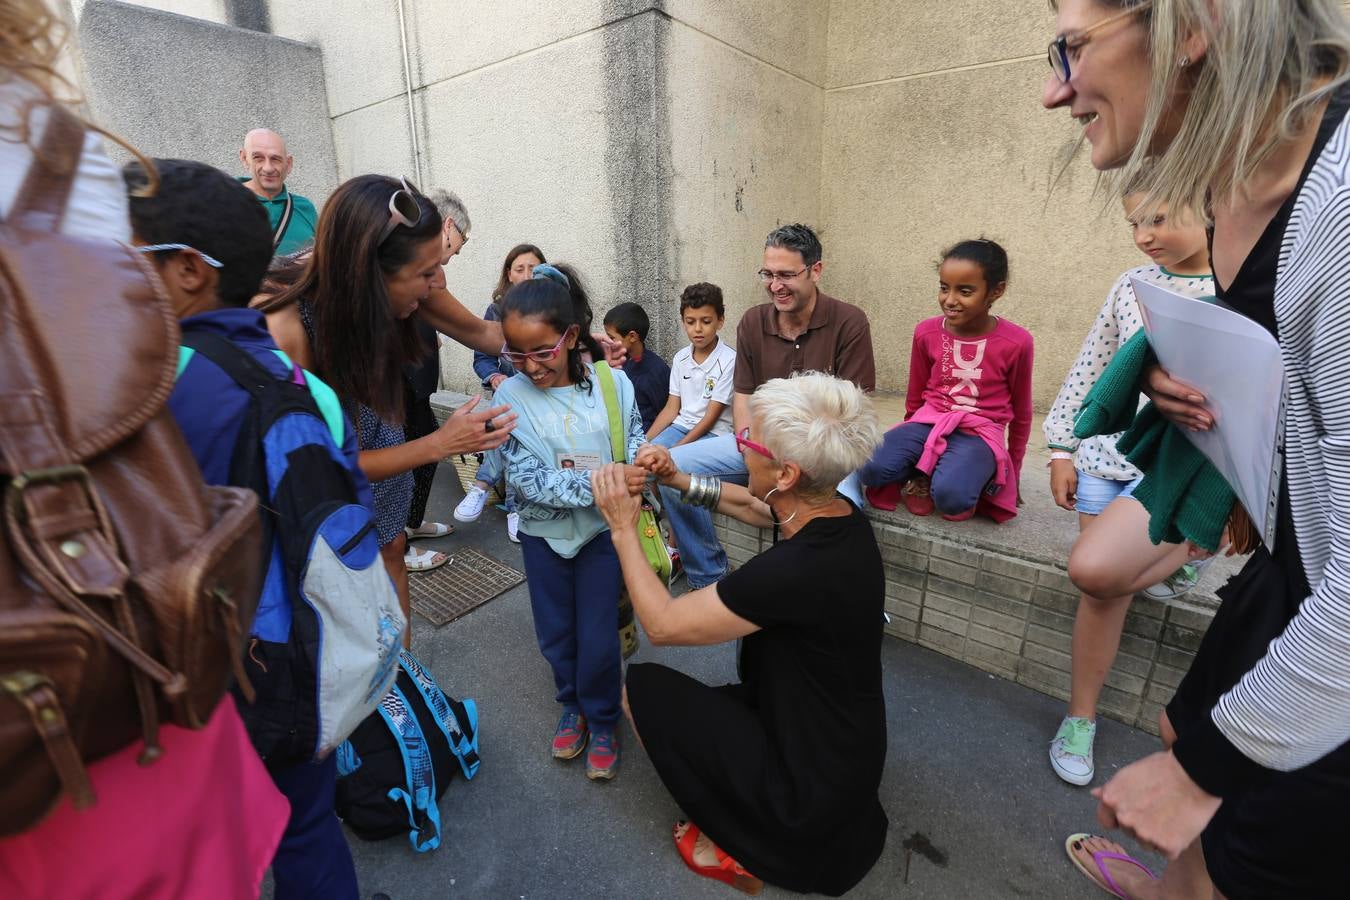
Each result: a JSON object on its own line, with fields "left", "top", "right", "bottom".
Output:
{"left": 714, "top": 441, "right": 1247, "bottom": 737}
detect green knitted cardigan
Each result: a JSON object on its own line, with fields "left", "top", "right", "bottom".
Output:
{"left": 1073, "top": 329, "right": 1234, "bottom": 552}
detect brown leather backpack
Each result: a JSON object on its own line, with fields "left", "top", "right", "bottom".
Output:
{"left": 0, "top": 106, "right": 265, "bottom": 835}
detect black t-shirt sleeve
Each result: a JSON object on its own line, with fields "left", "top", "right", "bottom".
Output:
{"left": 719, "top": 540, "right": 823, "bottom": 630}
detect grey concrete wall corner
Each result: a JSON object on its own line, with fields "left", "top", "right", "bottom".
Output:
{"left": 602, "top": 7, "right": 677, "bottom": 358}
{"left": 75, "top": 0, "right": 339, "bottom": 204}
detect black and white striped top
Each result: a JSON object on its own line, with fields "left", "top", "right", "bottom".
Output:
{"left": 1212, "top": 99, "right": 1350, "bottom": 772}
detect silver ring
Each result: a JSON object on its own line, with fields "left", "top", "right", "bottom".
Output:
{"left": 485, "top": 418, "right": 496, "bottom": 433}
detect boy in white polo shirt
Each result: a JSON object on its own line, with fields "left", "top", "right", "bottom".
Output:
{"left": 645, "top": 282, "right": 737, "bottom": 449}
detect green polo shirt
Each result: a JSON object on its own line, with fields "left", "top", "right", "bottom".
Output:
{"left": 237, "top": 177, "right": 317, "bottom": 256}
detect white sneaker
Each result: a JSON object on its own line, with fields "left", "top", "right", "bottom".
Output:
{"left": 1049, "top": 716, "right": 1097, "bottom": 786}
{"left": 1141, "top": 555, "right": 1214, "bottom": 601}
{"left": 506, "top": 512, "right": 520, "bottom": 543}
{"left": 454, "top": 485, "right": 488, "bottom": 523}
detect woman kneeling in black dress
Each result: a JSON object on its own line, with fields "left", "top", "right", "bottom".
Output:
{"left": 592, "top": 371, "right": 887, "bottom": 896}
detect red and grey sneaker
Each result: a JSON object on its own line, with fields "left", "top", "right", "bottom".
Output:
{"left": 552, "top": 710, "right": 589, "bottom": 760}
{"left": 586, "top": 727, "right": 620, "bottom": 781}
{"left": 901, "top": 476, "right": 935, "bottom": 517}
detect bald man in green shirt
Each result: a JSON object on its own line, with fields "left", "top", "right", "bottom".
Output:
{"left": 238, "top": 128, "right": 318, "bottom": 256}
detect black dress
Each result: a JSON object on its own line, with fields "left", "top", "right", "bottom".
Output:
{"left": 1165, "top": 84, "right": 1350, "bottom": 899}
{"left": 626, "top": 502, "right": 888, "bottom": 896}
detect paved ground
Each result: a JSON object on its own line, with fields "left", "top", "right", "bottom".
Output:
{"left": 332, "top": 464, "right": 1169, "bottom": 899}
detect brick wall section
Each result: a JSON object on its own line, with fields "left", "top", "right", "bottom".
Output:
{"left": 714, "top": 512, "right": 1212, "bottom": 736}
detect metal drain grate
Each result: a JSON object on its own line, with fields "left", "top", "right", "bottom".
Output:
{"left": 408, "top": 548, "right": 525, "bottom": 627}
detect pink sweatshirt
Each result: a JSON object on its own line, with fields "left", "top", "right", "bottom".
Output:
{"left": 905, "top": 316, "right": 1035, "bottom": 478}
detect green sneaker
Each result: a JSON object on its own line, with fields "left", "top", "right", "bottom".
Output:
{"left": 1049, "top": 716, "right": 1096, "bottom": 786}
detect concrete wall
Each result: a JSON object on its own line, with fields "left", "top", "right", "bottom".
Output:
{"left": 660, "top": 2, "right": 826, "bottom": 342}
{"left": 264, "top": 1, "right": 675, "bottom": 389}
{"left": 76, "top": 1, "right": 338, "bottom": 204}
{"left": 821, "top": 0, "right": 1142, "bottom": 408}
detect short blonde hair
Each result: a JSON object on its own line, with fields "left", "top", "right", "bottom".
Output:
{"left": 748, "top": 372, "right": 881, "bottom": 501}
{"left": 1058, "top": 0, "right": 1350, "bottom": 221}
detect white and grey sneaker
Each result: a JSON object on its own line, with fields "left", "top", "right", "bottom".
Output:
{"left": 454, "top": 485, "right": 489, "bottom": 523}
{"left": 506, "top": 511, "right": 520, "bottom": 543}
{"left": 1141, "top": 556, "right": 1214, "bottom": 601}
{"left": 1049, "top": 716, "right": 1097, "bottom": 786}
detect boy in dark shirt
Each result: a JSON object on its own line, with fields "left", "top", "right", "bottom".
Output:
{"left": 603, "top": 301, "right": 671, "bottom": 433}
{"left": 126, "top": 158, "right": 367, "bottom": 900}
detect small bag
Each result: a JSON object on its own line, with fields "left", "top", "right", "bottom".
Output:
{"left": 335, "top": 650, "right": 480, "bottom": 852}
{"left": 594, "top": 365, "right": 673, "bottom": 658}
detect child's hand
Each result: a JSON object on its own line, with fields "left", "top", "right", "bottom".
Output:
{"left": 621, "top": 464, "right": 650, "bottom": 496}
{"left": 1049, "top": 458, "right": 1078, "bottom": 511}
{"left": 488, "top": 373, "right": 507, "bottom": 390}
{"left": 635, "top": 444, "right": 678, "bottom": 482}
{"left": 594, "top": 463, "right": 643, "bottom": 532}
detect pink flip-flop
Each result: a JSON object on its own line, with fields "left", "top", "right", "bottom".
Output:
{"left": 1065, "top": 833, "right": 1158, "bottom": 899}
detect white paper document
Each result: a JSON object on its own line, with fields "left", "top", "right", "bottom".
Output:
{"left": 1131, "top": 277, "right": 1284, "bottom": 547}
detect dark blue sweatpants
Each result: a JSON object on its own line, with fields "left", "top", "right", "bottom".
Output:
{"left": 859, "top": 421, "right": 995, "bottom": 515}
{"left": 518, "top": 531, "right": 623, "bottom": 729}
{"left": 269, "top": 754, "right": 359, "bottom": 900}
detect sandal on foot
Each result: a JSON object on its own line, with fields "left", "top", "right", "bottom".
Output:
{"left": 406, "top": 521, "right": 454, "bottom": 539}
{"left": 1065, "top": 833, "right": 1158, "bottom": 899}
{"left": 673, "top": 821, "right": 763, "bottom": 896}
{"left": 405, "top": 546, "right": 450, "bottom": 573}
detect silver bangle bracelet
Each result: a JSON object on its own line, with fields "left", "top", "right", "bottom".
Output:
{"left": 680, "top": 474, "right": 722, "bottom": 510}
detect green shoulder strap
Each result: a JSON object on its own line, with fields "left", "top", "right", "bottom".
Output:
{"left": 594, "top": 363, "right": 627, "bottom": 464}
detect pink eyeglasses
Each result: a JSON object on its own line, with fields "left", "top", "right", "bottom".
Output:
{"left": 735, "top": 426, "right": 775, "bottom": 460}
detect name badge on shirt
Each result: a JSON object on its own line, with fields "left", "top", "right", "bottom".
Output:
{"left": 557, "top": 451, "right": 603, "bottom": 472}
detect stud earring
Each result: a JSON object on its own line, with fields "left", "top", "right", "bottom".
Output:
{"left": 1179, "top": 55, "right": 1190, "bottom": 67}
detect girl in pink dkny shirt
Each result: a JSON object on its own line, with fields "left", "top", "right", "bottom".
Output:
{"left": 860, "top": 239, "right": 1034, "bottom": 522}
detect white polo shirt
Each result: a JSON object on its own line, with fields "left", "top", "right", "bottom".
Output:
{"left": 670, "top": 338, "right": 737, "bottom": 434}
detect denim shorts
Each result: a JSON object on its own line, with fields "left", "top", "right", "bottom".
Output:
{"left": 1074, "top": 470, "right": 1142, "bottom": 516}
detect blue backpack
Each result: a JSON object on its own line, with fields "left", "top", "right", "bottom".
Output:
{"left": 179, "top": 331, "right": 405, "bottom": 767}
{"left": 335, "top": 649, "right": 480, "bottom": 851}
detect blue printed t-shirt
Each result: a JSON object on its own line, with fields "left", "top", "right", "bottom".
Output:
{"left": 494, "top": 364, "right": 645, "bottom": 558}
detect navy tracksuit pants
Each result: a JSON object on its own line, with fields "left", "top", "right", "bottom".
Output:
{"left": 518, "top": 531, "right": 623, "bottom": 730}
{"left": 859, "top": 421, "right": 995, "bottom": 515}
{"left": 269, "top": 754, "right": 359, "bottom": 900}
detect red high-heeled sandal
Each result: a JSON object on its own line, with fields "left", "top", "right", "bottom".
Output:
{"left": 673, "top": 821, "right": 763, "bottom": 896}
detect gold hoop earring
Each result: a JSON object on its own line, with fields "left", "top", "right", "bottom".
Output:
{"left": 761, "top": 487, "right": 799, "bottom": 527}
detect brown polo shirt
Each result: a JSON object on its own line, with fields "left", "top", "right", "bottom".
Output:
{"left": 733, "top": 291, "right": 876, "bottom": 394}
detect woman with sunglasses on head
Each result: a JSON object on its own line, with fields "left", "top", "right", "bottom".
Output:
{"left": 255, "top": 174, "right": 517, "bottom": 647}
{"left": 492, "top": 264, "right": 646, "bottom": 783}
{"left": 592, "top": 372, "right": 887, "bottom": 896}
{"left": 1042, "top": 2, "right": 1350, "bottom": 897}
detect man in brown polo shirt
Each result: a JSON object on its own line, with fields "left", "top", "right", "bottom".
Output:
{"left": 656, "top": 223, "right": 876, "bottom": 588}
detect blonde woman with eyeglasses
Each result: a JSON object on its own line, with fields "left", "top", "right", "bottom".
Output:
{"left": 1042, "top": 1, "right": 1350, "bottom": 897}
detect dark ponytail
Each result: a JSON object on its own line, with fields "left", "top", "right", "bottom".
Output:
{"left": 939, "top": 237, "right": 1010, "bottom": 290}
{"left": 501, "top": 262, "right": 600, "bottom": 389}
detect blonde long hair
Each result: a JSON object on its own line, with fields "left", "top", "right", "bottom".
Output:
{"left": 1056, "top": 0, "right": 1350, "bottom": 220}
{"left": 1, "top": 0, "right": 157, "bottom": 190}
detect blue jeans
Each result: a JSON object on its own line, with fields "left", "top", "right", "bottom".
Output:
{"left": 650, "top": 423, "right": 689, "bottom": 449}
{"left": 663, "top": 433, "right": 748, "bottom": 588}
{"left": 270, "top": 754, "right": 359, "bottom": 900}
{"left": 1074, "top": 470, "right": 1142, "bottom": 516}
{"left": 518, "top": 532, "right": 623, "bottom": 729}
{"left": 473, "top": 448, "right": 515, "bottom": 512}
{"left": 859, "top": 422, "right": 994, "bottom": 516}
